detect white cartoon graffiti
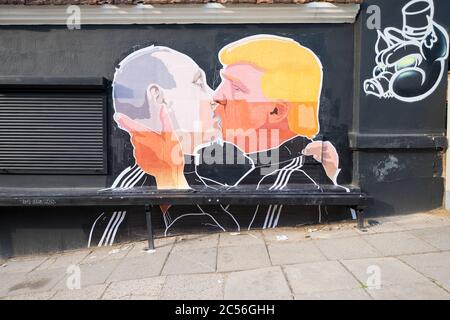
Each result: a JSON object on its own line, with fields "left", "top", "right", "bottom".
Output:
{"left": 364, "top": 0, "right": 449, "bottom": 102}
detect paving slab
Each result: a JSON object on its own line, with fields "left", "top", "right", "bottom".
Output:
{"left": 307, "top": 226, "right": 359, "bottom": 240}
{"left": 341, "top": 257, "right": 430, "bottom": 288}
{"left": 262, "top": 228, "right": 309, "bottom": 243}
{"left": 102, "top": 276, "right": 166, "bottom": 300}
{"left": 162, "top": 247, "right": 217, "bottom": 275}
{"left": 283, "top": 261, "right": 361, "bottom": 295}
{"left": 126, "top": 239, "right": 174, "bottom": 258}
{"left": 224, "top": 266, "right": 292, "bottom": 300}
{"left": 0, "top": 267, "right": 66, "bottom": 298}
{"left": 365, "top": 216, "right": 395, "bottom": 224}
{"left": 267, "top": 242, "right": 327, "bottom": 266}
{"left": 217, "top": 244, "right": 271, "bottom": 272}
{"left": 417, "top": 213, "right": 450, "bottom": 226}
{"left": 409, "top": 227, "right": 450, "bottom": 251}
{"left": 155, "top": 236, "right": 178, "bottom": 248}
{"left": 358, "top": 221, "right": 406, "bottom": 234}
{"left": 0, "top": 256, "right": 48, "bottom": 274}
{"left": 399, "top": 252, "right": 450, "bottom": 291}
{"left": 219, "top": 231, "right": 265, "bottom": 247}
{"left": 174, "top": 234, "right": 219, "bottom": 251}
{"left": 52, "top": 284, "right": 107, "bottom": 300}
{"left": 295, "top": 288, "right": 372, "bottom": 300}
{"left": 106, "top": 248, "right": 170, "bottom": 283}
{"left": 367, "top": 283, "right": 450, "bottom": 300}
{"left": 81, "top": 244, "right": 133, "bottom": 264}
{"left": 36, "top": 250, "right": 91, "bottom": 271}
{"left": 314, "top": 237, "right": 382, "bottom": 260}
{"left": 362, "top": 232, "right": 438, "bottom": 256}
{"left": 52, "top": 259, "right": 122, "bottom": 291}
{"left": 160, "top": 273, "right": 224, "bottom": 300}
{"left": 387, "top": 213, "right": 450, "bottom": 230}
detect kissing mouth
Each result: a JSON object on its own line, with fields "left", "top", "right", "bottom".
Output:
{"left": 210, "top": 102, "right": 222, "bottom": 129}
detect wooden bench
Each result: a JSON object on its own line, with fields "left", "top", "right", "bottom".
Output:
{"left": 0, "top": 185, "right": 372, "bottom": 250}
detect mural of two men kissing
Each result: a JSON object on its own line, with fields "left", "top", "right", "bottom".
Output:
{"left": 108, "top": 35, "right": 345, "bottom": 238}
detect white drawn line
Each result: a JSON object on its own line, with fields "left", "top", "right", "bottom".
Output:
{"left": 125, "top": 170, "right": 145, "bottom": 189}
{"left": 248, "top": 205, "right": 260, "bottom": 231}
{"left": 273, "top": 158, "right": 300, "bottom": 190}
{"left": 103, "top": 211, "right": 122, "bottom": 246}
{"left": 164, "top": 212, "right": 226, "bottom": 237}
{"left": 111, "top": 165, "right": 133, "bottom": 189}
{"left": 220, "top": 204, "right": 241, "bottom": 232}
{"left": 120, "top": 166, "right": 141, "bottom": 188}
{"left": 119, "top": 166, "right": 140, "bottom": 188}
{"left": 162, "top": 211, "right": 167, "bottom": 227}
{"left": 276, "top": 159, "right": 304, "bottom": 190}
{"left": 98, "top": 211, "right": 117, "bottom": 247}
{"left": 273, "top": 205, "right": 283, "bottom": 228}
{"left": 267, "top": 204, "right": 278, "bottom": 229}
{"left": 109, "top": 211, "right": 127, "bottom": 246}
{"left": 269, "top": 159, "right": 297, "bottom": 191}
{"left": 263, "top": 205, "right": 274, "bottom": 229}
{"left": 87, "top": 212, "right": 105, "bottom": 248}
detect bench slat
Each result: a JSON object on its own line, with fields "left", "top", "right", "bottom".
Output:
{"left": 0, "top": 185, "right": 372, "bottom": 207}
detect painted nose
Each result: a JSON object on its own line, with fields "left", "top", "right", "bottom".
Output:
{"left": 364, "top": 77, "right": 389, "bottom": 98}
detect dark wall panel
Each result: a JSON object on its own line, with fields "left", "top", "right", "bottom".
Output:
{"left": 354, "top": 0, "right": 450, "bottom": 216}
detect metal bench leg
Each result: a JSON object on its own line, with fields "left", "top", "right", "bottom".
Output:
{"left": 145, "top": 205, "right": 155, "bottom": 250}
{"left": 357, "top": 208, "right": 365, "bottom": 230}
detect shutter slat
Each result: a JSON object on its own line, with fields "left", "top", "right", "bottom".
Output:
{"left": 0, "top": 93, "right": 106, "bottom": 174}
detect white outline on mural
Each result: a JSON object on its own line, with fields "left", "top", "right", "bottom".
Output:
{"left": 88, "top": 210, "right": 127, "bottom": 248}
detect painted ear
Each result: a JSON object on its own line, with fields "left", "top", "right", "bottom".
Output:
{"left": 147, "top": 84, "right": 166, "bottom": 106}
{"left": 287, "top": 103, "right": 320, "bottom": 140}
{"left": 268, "top": 102, "right": 289, "bottom": 124}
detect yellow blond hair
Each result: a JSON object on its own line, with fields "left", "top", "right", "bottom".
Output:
{"left": 219, "top": 35, "right": 322, "bottom": 139}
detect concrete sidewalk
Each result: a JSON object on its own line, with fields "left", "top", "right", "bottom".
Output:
{"left": 1, "top": 211, "right": 450, "bottom": 300}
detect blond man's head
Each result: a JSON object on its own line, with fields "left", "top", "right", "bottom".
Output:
{"left": 214, "top": 35, "right": 322, "bottom": 152}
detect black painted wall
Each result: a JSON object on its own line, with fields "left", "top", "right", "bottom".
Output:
{"left": 353, "top": 0, "right": 450, "bottom": 215}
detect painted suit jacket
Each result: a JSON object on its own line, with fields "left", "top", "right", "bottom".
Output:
{"left": 105, "top": 136, "right": 333, "bottom": 238}
{"left": 185, "top": 136, "right": 329, "bottom": 190}
{"left": 180, "top": 136, "right": 332, "bottom": 231}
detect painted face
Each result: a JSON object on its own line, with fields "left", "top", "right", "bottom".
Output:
{"left": 213, "top": 63, "right": 281, "bottom": 153}
{"left": 152, "top": 51, "right": 221, "bottom": 155}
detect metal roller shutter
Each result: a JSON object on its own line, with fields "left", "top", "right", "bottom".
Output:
{"left": 0, "top": 78, "right": 108, "bottom": 174}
